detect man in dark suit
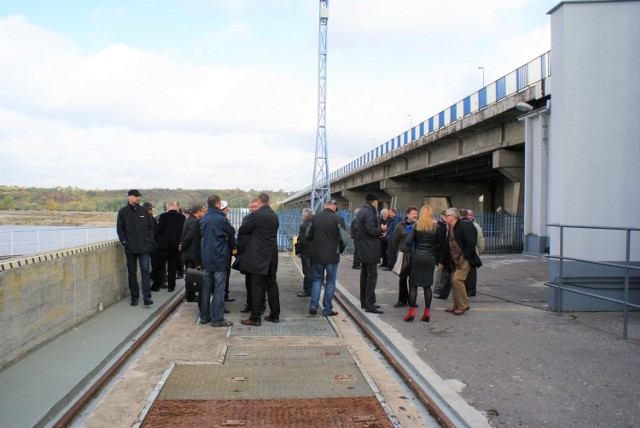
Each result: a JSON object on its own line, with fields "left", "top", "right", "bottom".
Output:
{"left": 356, "top": 193, "right": 387, "bottom": 314}
{"left": 154, "top": 201, "right": 185, "bottom": 292}
{"left": 295, "top": 208, "right": 314, "bottom": 297}
{"left": 239, "top": 193, "right": 280, "bottom": 326}
{"left": 307, "top": 200, "right": 345, "bottom": 316}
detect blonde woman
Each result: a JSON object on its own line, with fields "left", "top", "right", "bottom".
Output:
{"left": 403, "top": 205, "right": 445, "bottom": 322}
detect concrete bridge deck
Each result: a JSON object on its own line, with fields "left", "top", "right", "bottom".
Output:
{"left": 1, "top": 253, "right": 639, "bottom": 427}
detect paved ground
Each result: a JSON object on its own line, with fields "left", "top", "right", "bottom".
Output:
{"left": 78, "top": 255, "right": 439, "bottom": 427}
{"left": 335, "top": 253, "right": 640, "bottom": 427}
{"left": 3, "top": 252, "right": 638, "bottom": 427}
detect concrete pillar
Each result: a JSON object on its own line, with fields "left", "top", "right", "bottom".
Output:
{"left": 547, "top": 1, "right": 640, "bottom": 310}
{"left": 521, "top": 109, "right": 550, "bottom": 254}
{"left": 493, "top": 149, "right": 524, "bottom": 215}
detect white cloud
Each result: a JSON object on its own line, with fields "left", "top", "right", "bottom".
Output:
{"left": 0, "top": 1, "right": 554, "bottom": 192}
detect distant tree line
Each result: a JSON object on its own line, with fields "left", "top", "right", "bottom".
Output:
{"left": 0, "top": 186, "right": 294, "bottom": 212}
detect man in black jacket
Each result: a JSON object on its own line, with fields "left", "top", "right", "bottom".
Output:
{"left": 441, "top": 207, "right": 477, "bottom": 315}
{"left": 180, "top": 204, "right": 205, "bottom": 270}
{"left": 116, "top": 189, "right": 155, "bottom": 306}
{"left": 356, "top": 194, "right": 387, "bottom": 314}
{"left": 307, "top": 200, "right": 345, "bottom": 316}
{"left": 239, "top": 193, "right": 280, "bottom": 326}
{"left": 295, "top": 208, "right": 314, "bottom": 297}
{"left": 154, "top": 201, "right": 185, "bottom": 292}
{"left": 350, "top": 208, "right": 361, "bottom": 269}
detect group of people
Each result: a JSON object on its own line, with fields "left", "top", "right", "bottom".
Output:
{"left": 348, "top": 195, "right": 484, "bottom": 322}
{"left": 116, "top": 190, "right": 281, "bottom": 328}
{"left": 117, "top": 187, "right": 484, "bottom": 327}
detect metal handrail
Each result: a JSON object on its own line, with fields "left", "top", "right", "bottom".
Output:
{"left": 545, "top": 223, "right": 640, "bottom": 340}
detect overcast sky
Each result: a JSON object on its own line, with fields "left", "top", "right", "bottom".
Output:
{"left": 0, "top": 0, "right": 556, "bottom": 192}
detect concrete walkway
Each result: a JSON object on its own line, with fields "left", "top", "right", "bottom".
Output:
{"left": 336, "top": 253, "right": 640, "bottom": 427}
{"left": 0, "top": 287, "right": 181, "bottom": 428}
{"left": 2, "top": 253, "right": 638, "bottom": 427}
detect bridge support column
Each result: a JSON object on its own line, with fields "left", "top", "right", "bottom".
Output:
{"left": 521, "top": 109, "right": 550, "bottom": 254}
{"left": 379, "top": 179, "right": 417, "bottom": 211}
{"left": 493, "top": 149, "right": 524, "bottom": 215}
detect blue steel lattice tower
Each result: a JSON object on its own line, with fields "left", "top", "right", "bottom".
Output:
{"left": 311, "top": 0, "right": 330, "bottom": 213}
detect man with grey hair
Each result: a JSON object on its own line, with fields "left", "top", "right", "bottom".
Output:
{"left": 155, "top": 201, "right": 185, "bottom": 293}
{"left": 441, "top": 207, "right": 477, "bottom": 315}
{"left": 295, "top": 207, "right": 314, "bottom": 297}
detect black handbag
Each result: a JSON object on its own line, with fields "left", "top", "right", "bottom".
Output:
{"left": 470, "top": 253, "right": 483, "bottom": 268}
{"left": 184, "top": 268, "right": 203, "bottom": 302}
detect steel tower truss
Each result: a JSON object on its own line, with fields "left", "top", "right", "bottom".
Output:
{"left": 311, "top": 0, "right": 330, "bottom": 213}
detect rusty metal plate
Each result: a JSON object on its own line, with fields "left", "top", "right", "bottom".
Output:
{"left": 224, "top": 345, "right": 352, "bottom": 365}
{"left": 142, "top": 397, "right": 394, "bottom": 427}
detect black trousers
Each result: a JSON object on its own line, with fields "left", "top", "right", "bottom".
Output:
{"left": 359, "top": 263, "right": 378, "bottom": 310}
{"left": 250, "top": 272, "right": 280, "bottom": 322}
{"left": 397, "top": 271, "right": 409, "bottom": 304}
{"left": 465, "top": 266, "right": 477, "bottom": 295}
{"left": 155, "top": 248, "right": 179, "bottom": 290}
{"left": 300, "top": 254, "right": 313, "bottom": 294}
{"left": 380, "top": 240, "right": 388, "bottom": 266}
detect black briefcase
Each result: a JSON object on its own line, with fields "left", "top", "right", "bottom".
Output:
{"left": 184, "top": 268, "right": 203, "bottom": 302}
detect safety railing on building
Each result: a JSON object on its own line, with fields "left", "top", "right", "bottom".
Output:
{"left": 545, "top": 224, "right": 640, "bottom": 340}
{"left": 285, "top": 51, "right": 551, "bottom": 204}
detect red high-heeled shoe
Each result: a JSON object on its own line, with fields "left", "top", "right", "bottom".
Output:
{"left": 404, "top": 307, "right": 415, "bottom": 322}
{"left": 421, "top": 308, "right": 431, "bottom": 322}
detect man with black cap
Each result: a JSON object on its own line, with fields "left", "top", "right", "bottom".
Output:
{"left": 356, "top": 193, "right": 387, "bottom": 314}
{"left": 117, "top": 189, "right": 155, "bottom": 306}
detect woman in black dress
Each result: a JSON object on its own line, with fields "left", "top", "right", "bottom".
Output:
{"left": 403, "top": 205, "right": 443, "bottom": 322}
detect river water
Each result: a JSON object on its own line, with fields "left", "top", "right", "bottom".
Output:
{"left": 0, "top": 225, "right": 117, "bottom": 257}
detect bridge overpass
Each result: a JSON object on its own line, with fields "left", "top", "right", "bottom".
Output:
{"left": 283, "top": 52, "right": 551, "bottom": 223}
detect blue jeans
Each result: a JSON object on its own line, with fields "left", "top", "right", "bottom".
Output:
{"left": 126, "top": 252, "right": 151, "bottom": 301}
{"left": 310, "top": 262, "right": 338, "bottom": 315}
{"left": 200, "top": 270, "right": 227, "bottom": 323}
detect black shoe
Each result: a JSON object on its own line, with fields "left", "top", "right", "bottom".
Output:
{"left": 297, "top": 292, "right": 311, "bottom": 297}
{"left": 366, "top": 308, "right": 384, "bottom": 314}
{"left": 393, "top": 301, "right": 408, "bottom": 308}
{"left": 197, "top": 317, "right": 212, "bottom": 324}
{"left": 264, "top": 315, "right": 279, "bottom": 323}
{"left": 144, "top": 299, "right": 153, "bottom": 306}
{"left": 379, "top": 264, "right": 387, "bottom": 268}
{"left": 224, "top": 308, "right": 230, "bottom": 314}
{"left": 150, "top": 287, "right": 160, "bottom": 292}
{"left": 168, "top": 288, "right": 175, "bottom": 292}
{"left": 176, "top": 274, "right": 184, "bottom": 279}
{"left": 241, "top": 305, "right": 251, "bottom": 313}
{"left": 323, "top": 311, "right": 338, "bottom": 317}
{"left": 352, "top": 265, "right": 361, "bottom": 269}
{"left": 309, "top": 308, "right": 317, "bottom": 315}
{"left": 131, "top": 298, "right": 139, "bottom": 306}
{"left": 434, "top": 295, "right": 448, "bottom": 300}
{"left": 360, "top": 304, "right": 380, "bottom": 309}
{"left": 211, "top": 320, "right": 233, "bottom": 327}
{"left": 225, "top": 297, "right": 235, "bottom": 302}
{"left": 467, "top": 292, "right": 476, "bottom": 297}
{"left": 383, "top": 267, "right": 392, "bottom": 271}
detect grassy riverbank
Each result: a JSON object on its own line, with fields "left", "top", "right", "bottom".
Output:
{"left": 0, "top": 211, "right": 117, "bottom": 227}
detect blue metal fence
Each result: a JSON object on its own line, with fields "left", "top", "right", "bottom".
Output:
{"left": 276, "top": 210, "right": 523, "bottom": 255}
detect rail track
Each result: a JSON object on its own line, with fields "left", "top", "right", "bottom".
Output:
{"left": 53, "top": 286, "right": 469, "bottom": 427}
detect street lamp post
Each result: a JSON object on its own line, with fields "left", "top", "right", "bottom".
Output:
{"left": 407, "top": 114, "right": 412, "bottom": 129}
{"left": 478, "top": 66, "right": 485, "bottom": 87}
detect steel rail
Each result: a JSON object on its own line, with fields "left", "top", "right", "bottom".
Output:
{"left": 51, "top": 291, "right": 186, "bottom": 428}
{"left": 334, "top": 289, "right": 457, "bottom": 428}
